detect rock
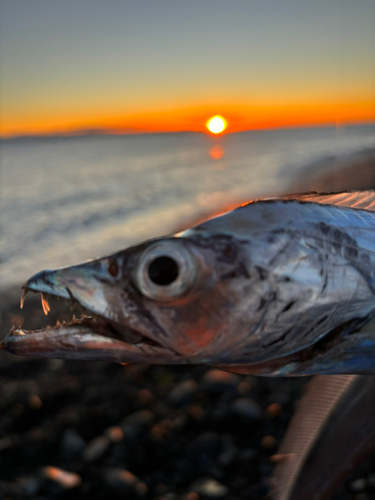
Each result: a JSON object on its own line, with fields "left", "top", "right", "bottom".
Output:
{"left": 0, "top": 436, "right": 15, "bottom": 451}
{"left": 354, "top": 495, "right": 369, "bottom": 500}
{"left": 367, "top": 473, "right": 375, "bottom": 487}
{"left": 60, "top": 428, "right": 86, "bottom": 459}
{"left": 120, "top": 409, "right": 155, "bottom": 438}
{"left": 187, "top": 432, "right": 221, "bottom": 467}
{"left": 104, "top": 468, "right": 147, "bottom": 496}
{"left": 42, "top": 466, "right": 81, "bottom": 489}
{"left": 232, "top": 398, "right": 262, "bottom": 420}
{"left": 202, "top": 369, "right": 239, "bottom": 392}
{"left": 193, "top": 478, "right": 229, "bottom": 498}
{"left": 261, "top": 435, "right": 278, "bottom": 449}
{"left": 350, "top": 478, "right": 367, "bottom": 492}
{"left": 168, "top": 379, "right": 198, "bottom": 406}
{"left": 15, "top": 477, "right": 40, "bottom": 496}
{"left": 105, "top": 425, "right": 124, "bottom": 443}
{"left": 217, "top": 447, "right": 238, "bottom": 467}
{"left": 239, "top": 448, "right": 257, "bottom": 461}
{"left": 82, "top": 435, "right": 110, "bottom": 462}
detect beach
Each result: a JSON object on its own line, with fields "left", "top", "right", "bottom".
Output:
{"left": 1, "top": 137, "right": 375, "bottom": 499}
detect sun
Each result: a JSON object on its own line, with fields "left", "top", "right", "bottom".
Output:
{"left": 207, "top": 115, "right": 227, "bottom": 134}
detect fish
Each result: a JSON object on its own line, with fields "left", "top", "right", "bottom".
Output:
{"left": 3, "top": 190, "right": 375, "bottom": 375}
{"left": 3, "top": 190, "right": 375, "bottom": 500}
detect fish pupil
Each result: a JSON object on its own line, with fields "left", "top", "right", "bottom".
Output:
{"left": 148, "top": 256, "right": 179, "bottom": 286}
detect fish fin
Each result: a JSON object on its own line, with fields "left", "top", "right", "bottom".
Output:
{"left": 276, "top": 190, "right": 375, "bottom": 211}
{"left": 270, "top": 374, "right": 358, "bottom": 500}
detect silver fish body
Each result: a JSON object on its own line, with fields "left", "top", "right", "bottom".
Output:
{"left": 271, "top": 374, "right": 375, "bottom": 500}
{"left": 3, "top": 191, "right": 375, "bottom": 376}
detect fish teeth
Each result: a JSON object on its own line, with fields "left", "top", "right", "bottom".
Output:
{"left": 41, "top": 293, "right": 50, "bottom": 316}
{"left": 20, "top": 288, "right": 28, "bottom": 309}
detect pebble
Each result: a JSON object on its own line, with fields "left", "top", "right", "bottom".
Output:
{"left": 218, "top": 447, "right": 238, "bottom": 467}
{"left": 354, "top": 494, "right": 369, "bottom": 500}
{"left": 28, "top": 394, "right": 42, "bottom": 409}
{"left": 82, "top": 435, "right": 110, "bottom": 462}
{"left": 104, "top": 468, "right": 147, "bottom": 496}
{"left": 60, "top": 428, "right": 86, "bottom": 459}
{"left": 239, "top": 448, "right": 257, "bottom": 461}
{"left": 42, "top": 466, "right": 81, "bottom": 489}
{"left": 265, "top": 402, "right": 283, "bottom": 417}
{"left": 193, "top": 478, "right": 229, "bottom": 498}
{"left": 16, "top": 477, "right": 40, "bottom": 496}
{"left": 120, "top": 409, "right": 155, "bottom": 438}
{"left": 0, "top": 436, "right": 15, "bottom": 451}
{"left": 168, "top": 379, "right": 198, "bottom": 405}
{"left": 261, "top": 435, "right": 278, "bottom": 449}
{"left": 105, "top": 426, "right": 124, "bottom": 443}
{"left": 202, "top": 369, "right": 239, "bottom": 392}
{"left": 350, "top": 478, "right": 367, "bottom": 492}
{"left": 231, "top": 398, "right": 262, "bottom": 420}
{"left": 188, "top": 432, "right": 221, "bottom": 466}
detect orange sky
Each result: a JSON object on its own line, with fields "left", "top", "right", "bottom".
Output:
{"left": 2, "top": 100, "right": 375, "bottom": 138}
{"left": 1, "top": 1, "right": 375, "bottom": 138}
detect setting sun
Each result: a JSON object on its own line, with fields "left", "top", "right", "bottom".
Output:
{"left": 207, "top": 115, "right": 227, "bottom": 134}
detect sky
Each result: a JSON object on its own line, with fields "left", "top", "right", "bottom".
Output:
{"left": 1, "top": 0, "right": 374, "bottom": 137}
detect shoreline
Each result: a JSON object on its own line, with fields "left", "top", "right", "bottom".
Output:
{"left": 289, "top": 146, "right": 375, "bottom": 193}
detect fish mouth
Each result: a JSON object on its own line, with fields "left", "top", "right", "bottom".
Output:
{"left": 2, "top": 287, "right": 183, "bottom": 364}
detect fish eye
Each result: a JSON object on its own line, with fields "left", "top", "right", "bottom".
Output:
{"left": 134, "top": 240, "right": 197, "bottom": 301}
{"left": 148, "top": 256, "right": 179, "bottom": 285}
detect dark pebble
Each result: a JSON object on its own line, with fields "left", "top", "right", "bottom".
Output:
{"left": 168, "top": 379, "right": 198, "bottom": 406}
{"left": 82, "top": 435, "right": 110, "bottom": 462}
{"left": 104, "top": 468, "right": 147, "bottom": 496}
{"left": 14, "top": 477, "right": 40, "bottom": 496}
{"left": 218, "top": 447, "right": 238, "bottom": 467}
{"left": 239, "top": 448, "right": 257, "bottom": 461}
{"left": 187, "top": 432, "right": 221, "bottom": 467}
{"left": 201, "top": 369, "right": 239, "bottom": 392}
{"left": 120, "top": 409, "right": 155, "bottom": 438}
{"left": 231, "top": 398, "right": 262, "bottom": 420}
{"left": 60, "top": 428, "right": 86, "bottom": 459}
{"left": 350, "top": 478, "right": 367, "bottom": 492}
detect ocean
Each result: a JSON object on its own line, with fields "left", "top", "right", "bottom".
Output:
{"left": 1, "top": 125, "right": 374, "bottom": 289}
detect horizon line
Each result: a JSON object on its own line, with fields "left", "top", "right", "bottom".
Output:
{"left": 1, "top": 119, "right": 374, "bottom": 141}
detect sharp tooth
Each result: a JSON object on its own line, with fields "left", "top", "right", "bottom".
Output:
{"left": 20, "top": 288, "right": 29, "bottom": 309}
{"left": 56, "top": 320, "right": 62, "bottom": 327}
{"left": 41, "top": 293, "right": 50, "bottom": 316}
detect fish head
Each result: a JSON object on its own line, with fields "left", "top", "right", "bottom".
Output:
{"left": 4, "top": 198, "right": 375, "bottom": 375}
{"left": 9, "top": 232, "right": 265, "bottom": 363}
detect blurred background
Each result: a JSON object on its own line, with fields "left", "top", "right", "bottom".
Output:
{"left": 0, "top": 1, "right": 375, "bottom": 499}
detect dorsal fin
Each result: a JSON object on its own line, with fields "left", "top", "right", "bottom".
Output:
{"left": 276, "top": 190, "right": 375, "bottom": 211}
{"left": 270, "top": 375, "right": 358, "bottom": 500}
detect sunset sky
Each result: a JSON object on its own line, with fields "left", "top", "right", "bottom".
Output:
{"left": 1, "top": 0, "right": 374, "bottom": 137}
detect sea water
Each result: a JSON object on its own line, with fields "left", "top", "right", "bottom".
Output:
{"left": 1, "top": 125, "right": 374, "bottom": 288}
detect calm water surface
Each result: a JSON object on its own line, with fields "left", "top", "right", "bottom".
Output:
{"left": 1, "top": 126, "right": 374, "bottom": 288}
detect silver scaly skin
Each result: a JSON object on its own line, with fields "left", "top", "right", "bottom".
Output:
{"left": 3, "top": 190, "right": 375, "bottom": 376}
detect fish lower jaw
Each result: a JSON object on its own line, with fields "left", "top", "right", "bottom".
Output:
{"left": 15, "top": 289, "right": 164, "bottom": 350}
